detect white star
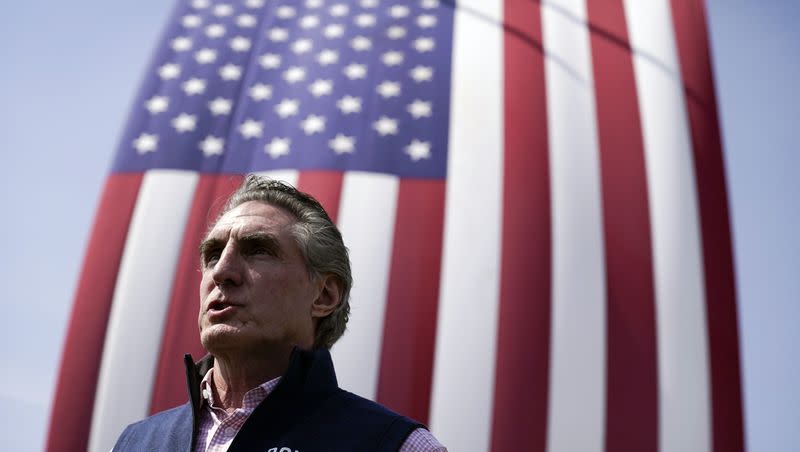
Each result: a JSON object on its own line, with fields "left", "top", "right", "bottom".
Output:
{"left": 239, "top": 119, "right": 263, "bottom": 139}
{"left": 337, "top": 96, "right": 362, "bottom": 114}
{"left": 300, "top": 114, "right": 326, "bottom": 135}
{"left": 299, "top": 15, "right": 320, "bottom": 29}
{"left": 360, "top": 0, "right": 379, "bottom": 7}
{"left": 421, "top": 0, "right": 439, "bottom": 8}
{"left": 343, "top": 63, "right": 367, "bottom": 80}
{"left": 373, "top": 116, "right": 398, "bottom": 136}
{"left": 317, "top": 49, "right": 339, "bottom": 66}
{"left": 199, "top": 135, "right": 225, "bottom": 156}
{"left": 245, "top": 0, "right": 265, "bottom": 8}
{"left": 194, "top": 48, "right": 217, "bottom": 64}
{"left": 214, "top": 4, "right": 233, "bottom": 17}
{"left": 236, "top": 14, "right": 257, "bottom": 27}
{"left": 377, "top": 81, "right": 401, "bottom": 98}
{"left": 305, "top": 0, "right": 323, "bottom": 8}
{"left": 265, "top": 137, "right": 291, "bottom": 159}
{"left": 208, "top": 97, "right": 232, "bottom": 116}
{"left": 407, "top": 99, "right": 432, "bottom": 118}
{"left": 182, "top": 14, "right": 202, "bottom": 28}
{"left": 283, "top": 66, "right": 306, "bottom": 83}
{"left": 192, "top": 0, "right": 210, "bottom": 9}
{"left": 230, "top": 36, "right": 251, "bottom": 52}
{"left": 249, "top": 83, "right": 273, "bottom": 101}
{"left": 386, "top": 26, "right": 407, "bottom": 39}
{"left": 158, "top": 63, "right": 180, "bottom": 80}
{"left": 275, "top": 99, "right": 300, "bottom": 118}
{"left": 170, "top": 36, "right": 192, "bottom": 52}
{"left": 410, "top": 65, "right": 434, "bottom": 82}
{"left": 171, "top": 113, "right": 197, "bottom": 133}
{"left": 268, "top": 27, "right": 289, "bottom": 42}
{"left": 417, "top": 14, "right": 437, "bottom": 28}
{"left": 355, "top": 13, "right": 376, "bottom": 27}
{"left": 389, "top": 5, "right": 410, "bottom": 18}
{"left": 219, "top": 64, "right": 243, "bottom": 81}
{"left": 309, "top": 79, "right": 333, "bottom": 97}
{"left": 381, "top": 51, "right": 404, "bottom": 66}
{"left": 413, "top": 37, "right": 435, "bottom": 52}
{"left": 144, "top": 96, "right": 169, "bottom": 114}
{"left": 329, "top": 134, "right": 355, "bottom": 154}
{"left": 324, "top": 24, "right": 345, "bottom": 38}
{"left": 329, "top": 3, "right": 349, "bottom": 17}
{"left": 291, "top": 38, "right": 313, "bottom": 54}
{"left": 133, "top": 133, "right": 158, "bottom": 153}
{"left": 205, "top": 23, "right": 226, "bottom": 38}
{"left": 276, "top": 6, "right": 296, "bottom": 18}
{"left": 350, "top": 36, "right": 372, "bottom": 51}
{"left": 182, "top": 78, "right": 206, "bottom": 95}
{"left": 405, "top": 140, "right": 431, "bottom": 161}
{"left": 259, "top": 53, "right": 281, "bottom": 69}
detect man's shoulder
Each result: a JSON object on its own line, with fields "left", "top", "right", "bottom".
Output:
{"left": 126, "top": 403, "right": 192, "bottom": 428}
{"left": 331, "top": 388, "right": 407, "bottom": 419}
{"left": 114, "top": 404, "right": 193, "bottom": 451}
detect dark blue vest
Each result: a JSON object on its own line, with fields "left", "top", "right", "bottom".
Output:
{"left": 113, "top": 348, "right": 422, "bottom": 451}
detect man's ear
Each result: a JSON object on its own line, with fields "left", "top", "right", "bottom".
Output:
{"left": 311, "top": 274, "right": 342, "bottom": 318}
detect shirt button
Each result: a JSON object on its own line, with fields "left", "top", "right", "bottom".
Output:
{"left": 224, "top": 427, "right": 236, "bottom": 437}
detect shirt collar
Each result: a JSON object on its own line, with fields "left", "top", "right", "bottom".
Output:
{"left": 199, "top": 368, "right": 282, "bottom": 410}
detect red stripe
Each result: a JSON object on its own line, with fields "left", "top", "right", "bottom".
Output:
{"left": 46, "top": 174, "right": 143, "bottom": 452}
{"left": 296, "top": 171, "right": 344, "bottom": 223}
{"left": 491, "top": 1, "right": 551, "bottom": 450}
{"left": 375, "top": 179, "right": 445, "bottom": 425}
{"left": 587, "top": 1, "right": 659, "bottom": 450}
{"left": 149, "top": 174, "right": 244, "bottom": 414}
{"left": 669, "top": 2, "right": 744, "bottom": 450}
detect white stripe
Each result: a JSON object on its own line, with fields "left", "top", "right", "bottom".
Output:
{"left": 330, "top": 172, "right": 399, "bottom": 399}
{"left": 253, "top": 169, "right": 299, "bottom": 187}
{"left": 541, "top": 1, "right": 607, "bottom": 451}
{"left": 624, "top": 2, "right": 712, "bottom": 451}
{"left": 428, "top": 0, "right": 503, "bottom": 449}
{"left": 88, "top": 170, "right": 199, "bottom": 452}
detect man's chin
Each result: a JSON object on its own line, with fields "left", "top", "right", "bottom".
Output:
{"left": 200, "top": 324, "right": 245, "bottom": 352}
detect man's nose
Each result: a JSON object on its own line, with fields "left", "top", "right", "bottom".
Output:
{"left": 211, "top": 243, "right": 244, "bottom": 288}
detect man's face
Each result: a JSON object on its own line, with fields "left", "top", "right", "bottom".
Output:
{"left": 198, "top": 201, "right": 320, "bottom": 355}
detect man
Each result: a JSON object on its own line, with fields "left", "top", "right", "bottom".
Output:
{"left": 113, "top": 175, "right": 446, "bottom": 451}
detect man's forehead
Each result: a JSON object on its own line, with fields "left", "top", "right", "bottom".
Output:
{"left": 207, "top": 201, "right": 295, "bottom": 237}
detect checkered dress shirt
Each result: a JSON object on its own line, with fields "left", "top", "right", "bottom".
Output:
{"left": 195, "top": 368, "right": 446, "bottom": 452}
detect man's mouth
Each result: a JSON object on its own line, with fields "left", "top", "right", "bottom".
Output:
{"left": 208, "top": 300, "right": 236, "bottom": 312}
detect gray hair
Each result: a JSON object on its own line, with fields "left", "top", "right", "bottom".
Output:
{"left": 217, "top": 174, "right": 352, "bottom": 349}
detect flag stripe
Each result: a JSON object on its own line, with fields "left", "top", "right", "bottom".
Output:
{"left": 428, "top": 0, "right": 503, "bottom": 449}
{"left": 376, "top": 179, "right": 446, "bottom": 425}
{"left": 330, "top": 172, "right": 399, "bottom": 399}
{"left": 492, "top": 0, "right": 552, "bottom": 450}
{"left": 88, "top": 170, "right": 199, "bottom": 452}
{"left": 668, "top": 1, "right": 744, "bottom": 451}
{"left": 586, "top": 1, "right": 659, "bottom": 450}
{"left": 542, "top": 2, "right": 607, "bottom": 451}
{"left": 296, "top": 171, "right": 345, "bottom": 224}
{"left": 46, "top": 173, "right": 143, "bottom": 452}
{"left": 149, "top": 174, "right": 245, "bottom": 415}
{"left": 624, "top": 1, "right": 713, "bottom": 451}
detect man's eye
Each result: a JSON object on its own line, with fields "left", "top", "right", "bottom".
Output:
{"left": 246, "top": 246, "right": 272, "bottom": 256}
{"left": 203, "top": 251, "right": 221, "bottom": 267}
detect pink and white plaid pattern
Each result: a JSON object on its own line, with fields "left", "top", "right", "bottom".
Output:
{"left": 195, "top": 369, "right": 446, "bottom": 452}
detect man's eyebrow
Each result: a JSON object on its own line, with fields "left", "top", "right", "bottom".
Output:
{"left": 198, "top": 232, "right": 284, "bottom": 258}
{"left": 238, "top": 232, "right": 283, "bottom": 256}
{"left": 198, "top": 237, "right": 224, "bottom": 258}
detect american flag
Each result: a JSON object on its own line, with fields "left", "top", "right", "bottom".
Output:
{"left": 47, "top": 0, "right": 744, "bottom": 451}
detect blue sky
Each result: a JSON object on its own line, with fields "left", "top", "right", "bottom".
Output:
{"left": 0, "top": 1, "right": 797, "bottom": 450}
